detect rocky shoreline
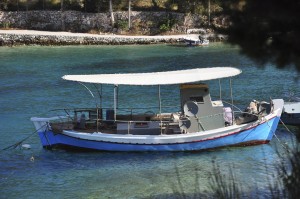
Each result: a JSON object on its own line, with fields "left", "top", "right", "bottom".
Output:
{"left": 0, "top": 10, "right": 228, "bottom": 46}
{"left": 0, "top": 30, "right": 226, "bottom": 46}
{"left": 0, "top": 31, "right": 180, "bottom": 46}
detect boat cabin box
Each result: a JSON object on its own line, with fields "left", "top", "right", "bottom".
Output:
{"left": 180, "top": 84, "right": 225, "bottom": 133}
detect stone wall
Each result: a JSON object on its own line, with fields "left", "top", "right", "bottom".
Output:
{"left": 0, "top": 10, "right": 225, "bottom": 34}
{"left": 0, "top": 11, "right": 111, "bottom": 32}
{"left": 0, "top": 10, "right": 228, "bottom": 46}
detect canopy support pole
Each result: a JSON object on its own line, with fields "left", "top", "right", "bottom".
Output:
{"left": 158, "top": 85, "right": 162, "bottom": 134}
{"left": 92, "top": 83, "right": 102, "bottom": 132}
{"left": 99, "top": 84, "right": 103, "bottom": 111}
{"left": 219, "top": 79, "right": 222, "bottom": 100}
{"left": 230, "top": 79, "right": 235, "bottom": 124}
{"left": 114, "top": 85, "right": 118, "bottom": 122}
{"left": 98, "top": 84, "right": 102, "bottom": 132}
{"left": 78, "top": 82, "right": 100, "bottom": 130}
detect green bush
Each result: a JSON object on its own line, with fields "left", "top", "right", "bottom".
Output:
{"left": 115, "top": 19, "right": 129, "bottom": 30}
{"left": 159, "top": 23, "right": 169, "bottom": 32}
{"left": 158, "top": 14, "right": 177, "bottom": 32}
{"left": 1, "top": 22, "right": 10, "bottom": 29}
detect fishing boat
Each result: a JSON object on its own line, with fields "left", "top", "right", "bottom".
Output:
{"left": 31, "top": 67, "right": 284, "bottom": 151}
{"left": 182, "top": 35, "right": 209, "bottom": 46}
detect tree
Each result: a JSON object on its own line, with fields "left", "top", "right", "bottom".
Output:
{"left": 215, "top": 1, "right": 300, "bottom": 197}
{"left": 128, "top": 0, "right": 131, "bottom": 29}
{"left": 208, "top": 0, "right": 210, "bottom": 26}
{"left": 26, "top": 0, "right": 29, "bottom": 12}
{"left": 109, "top": 0, "right": 115, "bottom": 26}
{"left": 17, "top": 0, "right": 19, "bottom": 11}
{"left": 0, "top": 0, "right": 8, "bottom": 11}
{"left": 60, "top": 0, "right": 63, "bottom": 11}
{"left": 61, "top": 0, "right": 65, "bottom": 31}
{"left": 219, "top": 0, "right": 300, "bottom": 72}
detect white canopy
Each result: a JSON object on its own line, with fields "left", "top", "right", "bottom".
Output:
{"left": 62, "top": 67, "right": 242, "bottom": 86}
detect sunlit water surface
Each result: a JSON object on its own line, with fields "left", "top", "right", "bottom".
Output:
{"left": 0, "top": 43, "right": 299, "bottom": 198}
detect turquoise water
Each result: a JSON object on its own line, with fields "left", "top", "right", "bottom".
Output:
{"left": 0, "top": 43, "right": 299, "bottom": 198}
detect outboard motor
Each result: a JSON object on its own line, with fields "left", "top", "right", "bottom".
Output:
{"left": 235, "top": 100, "right": 273, "bottom": 125}
{"left": 257, "top": 101, "right": 272, "bottom": 115}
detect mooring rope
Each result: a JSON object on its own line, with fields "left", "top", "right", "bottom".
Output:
{"left": 265, "top": 119, "right": 293, "bottom": 153}
{"left": 279, "top": 118, "right": 297, "bottom": 137}
{"left": 274, "top": 133, "right": 291, "bottom": 153}
{"left": 1, "top": 123, "right": 47, "bottom": 151}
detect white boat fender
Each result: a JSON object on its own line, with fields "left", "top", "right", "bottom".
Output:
{"left": 21, "top": 144, "right": 31, "bottom": 150}
{"left": 30, "top": 156, "right": 35, "bottom": 162}
{"left": 171, "top": 113, "right": 180, "bottom": 123}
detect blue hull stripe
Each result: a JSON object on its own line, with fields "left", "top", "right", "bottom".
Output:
{"left": 38, "top": 116, "right": 280, "bottom": 151}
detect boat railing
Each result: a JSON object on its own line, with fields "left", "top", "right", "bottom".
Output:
{"left": 49, "top": 106, "right": 180, "bottom": 120}
{"left": 222, "top": 100, "right": 243, "bottom": 112}
{"left": 47, "top": 106, "right": 180, "bottom": 134}
{"left": 104, "top": 117, "right": 180, "bottom": 135}
{"left": 47, "top": 104, "right": 266, "bottom": 133}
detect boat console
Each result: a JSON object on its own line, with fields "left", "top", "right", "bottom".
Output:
{"left": 179, "top": 84, "right": 225, "bottom": 133}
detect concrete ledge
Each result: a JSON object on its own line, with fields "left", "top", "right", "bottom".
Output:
{"left": 0, "top": 30, "right": 226, "bottom": 46}
{"left": 0, "top": 30, "right": 187, "bottom": 46}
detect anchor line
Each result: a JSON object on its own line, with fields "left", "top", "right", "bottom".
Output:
{"left": 279, "top": 118, "right": 297, "bottom": 137}
{"left": 266, "top": 119, "right": 292, "bottom": 153}
{"left": 274, "top": 133, "right": 291, "bottom": 153}
{"left": 1, "top": 123, "right": 47, "bottom": 151}
{"left": 43, "top": 123, "right": 52, "bottom": 147}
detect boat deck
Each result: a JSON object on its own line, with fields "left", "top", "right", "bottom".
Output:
{"left": 50, "top": 116, "right": 182, "bottom": 135}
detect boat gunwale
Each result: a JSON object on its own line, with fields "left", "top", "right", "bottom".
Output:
{"left": 60, "top": 112, "right": 279, "bottom": 145}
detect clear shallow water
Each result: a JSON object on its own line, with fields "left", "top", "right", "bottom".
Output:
{"left": 0, "top": 43, "right": 299, "bottom": 198}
